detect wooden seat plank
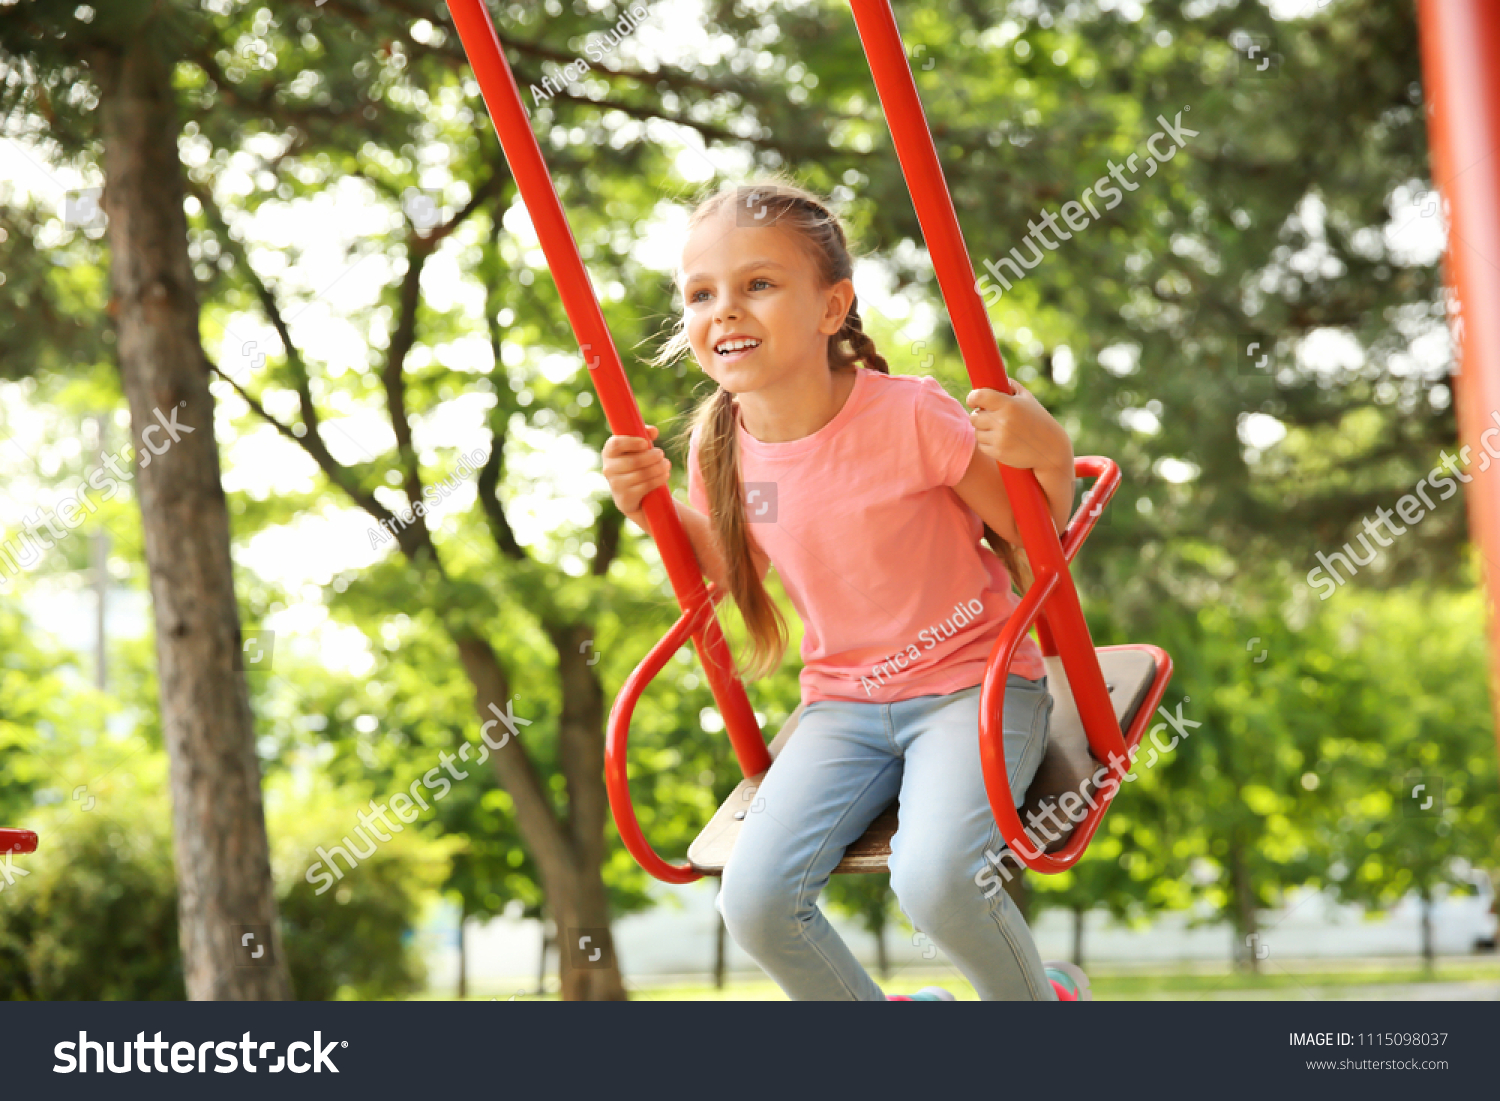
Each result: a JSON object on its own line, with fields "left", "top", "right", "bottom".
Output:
{"left": 687, "top": 647, "right": 1159, "bottom": 876}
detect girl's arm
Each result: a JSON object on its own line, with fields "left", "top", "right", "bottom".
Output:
{"left": 603, "top": 426, "right": 769, "bottom": 592}
{"left": 951, "top": 447, "right": 1073, "bottom": 544}
{"left": 627, "top": 497, "right": 770, "bottom": 593}
{"left": 953, "top": 382, "right": 1075, "bottom": 540}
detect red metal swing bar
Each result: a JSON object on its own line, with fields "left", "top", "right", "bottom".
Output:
{"left": 1417, "top": 0, "right": 1500, "bottom": 770}
{"left": 448, "top": 0, "right": 766, "bottom": 885}
{"left": 0, "top": 829, "right": 37, "bottom": 854}
{"left": 449, "top": 0, "right": 1172, "bottom": 881}
{"left": 847, "top": 2, "right": 1175, "bottom": 872}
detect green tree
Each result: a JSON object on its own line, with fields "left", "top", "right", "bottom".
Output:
{"left": 0, "top": 693, "right": 451, "bottom": 1000}
{"left": 1, "top": 0, "right": 290, "bottom": 998}
{"left": 1311, "top": 582, "right": 1500, "bottom": 968}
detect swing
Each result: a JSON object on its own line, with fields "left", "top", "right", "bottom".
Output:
{"left": 449, "top": 0, "right": 1174, "bottom": 883}
{"left": 0, "top": 829, "right": 37, "bottom": 855}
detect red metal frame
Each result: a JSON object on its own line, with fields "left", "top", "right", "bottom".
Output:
{"left": 976, "top": 457, "right": 1174, "bottom": 871}
{"left": 445, "top": 0, "right": 769, "bottom": 797}
{"left": 0, "top": 829, "right": 37, "bottom": 854}
{"left": 1416, "top": 1, "right": 1500, "bottom": 768}
{"left": 846, "top": 2, "right": 1155, "bottom": 871}
{"left": 448, "top": 0, "right": 1172, "bottom": 881}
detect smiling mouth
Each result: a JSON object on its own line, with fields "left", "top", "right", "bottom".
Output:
{"left": 714, "top": 337, "right": 762, "bottom": 358}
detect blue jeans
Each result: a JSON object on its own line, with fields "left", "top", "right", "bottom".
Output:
{"left": 719, "top": 675, "right": 1056, "bottom": 1000}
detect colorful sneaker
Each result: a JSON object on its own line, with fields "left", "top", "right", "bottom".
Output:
{"left": 886, "top": 986, "right": 956, "bottom": 1001}
{"left": 1044, "top": 961, "right": 1092, "bottom": 1001}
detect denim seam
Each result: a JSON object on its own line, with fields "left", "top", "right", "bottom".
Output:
{"left": 995, "top": 889, "right": 1049, "bottom": 1000}
{"left": 978, "top": 688, "right": 1051, "bottom": 1000}
{"left": 1023, "top": 687, "right": 1051, "bottom": 788}
{"left": 790, "top": 753, "right": 901, "bottom": 1000}
{"left": 1015, "top": 690, "right": 1051, "bottom": 850}
{"left": 976, "top": 818, "right": 1048, "bottom": 1001}
{"left": 881, "top": 702, "right": 899, "bottom": 755}
{"left": 990, "top": 686, "right": 1049, "bottom": 824}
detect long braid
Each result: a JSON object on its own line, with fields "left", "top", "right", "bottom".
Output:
{"left": 834, "top": 301, "right": 889, "bottom": 375}
{"left": 695, "top": 386, "right": 788, "bottom": 681}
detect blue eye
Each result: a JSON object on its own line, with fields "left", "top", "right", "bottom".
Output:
{"left": 688, "top": 278, "right": 770, "bottom": 302}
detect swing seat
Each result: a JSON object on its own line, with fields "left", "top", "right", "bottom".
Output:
{"left": 687, "top": 645, "right": 1161, "bottom": 875}
{"left": 0, "top": 829, "right": 37, "bottom": 854}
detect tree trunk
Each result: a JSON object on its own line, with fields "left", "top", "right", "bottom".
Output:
{"left": 548, "top": 620, "right": 628, "bottom": 1000}
{"left": 1226, "top": 834, "right": 1259, "bottom": 974}
{"left": 96, "top": 34, "right": 289, "bottom": 1000}
{"left": 554, "top": 855, "right": 627, "bottom": 1000}
{"left": 451, "top": 629, "right": 627, "bottom": 999}
{"left": 91, "top": 415, "right": 109, "bottom": 692}
{"left": 874, "top": 913, "right": 890, "bottom": 980}
{"left": 1420, "top": 887, "right": 1435, "bottom": 972}
{"left": 457, "top": 908, "right": 468, "bottom": 1000}
{"left": 537, "top": 921, "right": 550, "bottom": 996}
{"left": 1071, "top": 905, "right": 1085, "bottom": 968}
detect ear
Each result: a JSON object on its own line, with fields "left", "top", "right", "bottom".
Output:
{"left": 817, "top": 278, "right": 856, "bottom": 336}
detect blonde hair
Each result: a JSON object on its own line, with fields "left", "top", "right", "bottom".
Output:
{"left": 654, "top": 177, "right": 1027, "bottom": 682}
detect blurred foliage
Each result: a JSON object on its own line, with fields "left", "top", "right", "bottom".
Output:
{"left": 0, "top": 607, "right": 456, "bottom": 999}
{"left": 0, "top": 0, "right": 1496, "bottom": 985}
{"left": 267, "top": 766, "right": 459, "bottom": 1001}
{"left": 0, "top": 741, "right": 453, "bottom": 1000}
{"left": 1312, "top": 582, "right": 1500, "bottom": 911}
{"left": 0, "top": 790, "right": 184, "bottom": 1000}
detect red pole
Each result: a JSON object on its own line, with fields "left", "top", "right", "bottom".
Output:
{"left": 0, "top": 829, "right": 37, "bottom": 853}
{"left": 446, "top": 0, "right": 769, "bottom": 779}
{"left": 846, "top": 1, "right": 1123, "bottom": 767}
{"left": 1416, "top": 0, "right": 1500, "bottom": 766}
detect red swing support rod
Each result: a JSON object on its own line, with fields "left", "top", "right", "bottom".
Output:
{"left": 847, "top": 1, "right": 1136, "bottom": 873}
{"left": 449, "top": 0, "right": 767, "bottom": 882}
{"left": 449, "top": 0, "right": 1155, "bottom": 881}
{"left": 447, "top": 0, "right": 770, "bottom": 789}
{"left": 0, "top": 829, "right": 37, "bottom": 854}
{"left": 1417, "top": 0, "right": 1500, "bottom": 770}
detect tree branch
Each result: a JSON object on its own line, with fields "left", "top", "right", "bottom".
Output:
{"left": 194, "top": 181, "right": 447, "bottom": 566}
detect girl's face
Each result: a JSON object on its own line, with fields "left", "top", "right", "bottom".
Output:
{"left": 678, "top": 206, "right": 852, "bottom": 396}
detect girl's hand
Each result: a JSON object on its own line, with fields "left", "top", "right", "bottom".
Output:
{"left": 601, "top": 425, "right": 672, "bottom": 519}
{"left": 965, "top": 382, "right": 1068, "bottom": 472}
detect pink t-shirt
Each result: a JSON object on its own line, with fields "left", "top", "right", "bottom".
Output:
{"left": 687, "top": 367, "right": 1046, "bottom": 707}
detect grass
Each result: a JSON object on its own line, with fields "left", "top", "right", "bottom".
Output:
{"left": 427, "top": 956, "right": 1500, "bottom": 1001}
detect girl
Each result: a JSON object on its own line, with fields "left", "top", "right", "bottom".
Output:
{"left": 602, "top": 179, "right": 1086, "bottom": 1001}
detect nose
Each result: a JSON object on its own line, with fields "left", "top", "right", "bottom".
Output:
{"left": 714, "top": 291, "right": 741, "bottom": 324}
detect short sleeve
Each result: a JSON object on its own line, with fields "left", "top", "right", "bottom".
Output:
{"left": 687, "top": 422, "right": 709, "bottom": 515}
{"left": 912, "top": 376, "right": 976, "bottom": 487}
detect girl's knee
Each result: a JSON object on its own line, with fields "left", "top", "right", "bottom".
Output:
{"left": 889, "top": 850, "right": 983, "bottom": 933}
{"left": 719, "top": 866, "right": 803, "bottom": 951}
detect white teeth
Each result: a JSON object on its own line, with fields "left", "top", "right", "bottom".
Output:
{"left": 715, "top": 338, "right": 760, "bottom": 355}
